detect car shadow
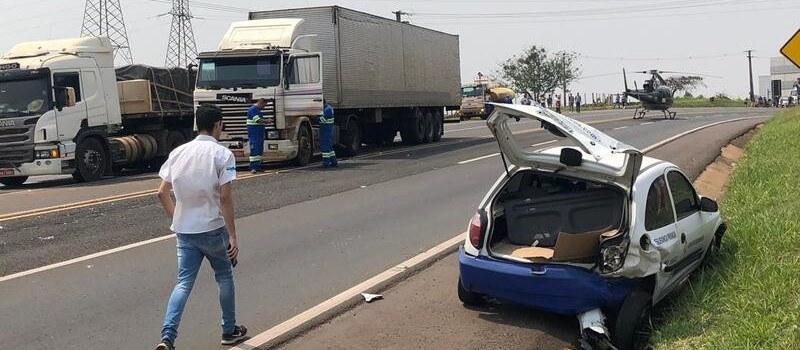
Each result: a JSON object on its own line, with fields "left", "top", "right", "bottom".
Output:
{"left": 465, "top": 299, "right": 578, "bottom": 345}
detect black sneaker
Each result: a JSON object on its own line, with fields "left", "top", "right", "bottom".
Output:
{"left": 221, "top": 325, "right": 248, "bottom": 345}
{"left": 155, "top": 338, "right": 174, "bottom": 350}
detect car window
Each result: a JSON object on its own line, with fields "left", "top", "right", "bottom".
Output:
{"left": 53, "top": 72, "right": 82, "bottom": 102}
{"left": 645, "top": 175, "right": 675, "bottom": 231}
{"left": 666, "top": 171, "right": 699, "bottom": 220}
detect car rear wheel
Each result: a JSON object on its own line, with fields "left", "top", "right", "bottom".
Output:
{"left": 0, "top": 176, "right": 28, "bottom": 187}
{"left": 457, "top": 277, "right": 485, "bottom": 306}
{"left": 612, "top": 290, "right": 652, "bottom": 350}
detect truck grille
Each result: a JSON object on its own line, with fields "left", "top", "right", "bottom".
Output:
{"left": 212, "top": 99, "right": 277, "bottom": 140}
{"left": 0, "top": 117, "right": 35, "bottom": 167}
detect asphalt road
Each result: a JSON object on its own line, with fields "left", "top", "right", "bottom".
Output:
{"left": 0, "top": 107, "right": 772, "bottom": 349}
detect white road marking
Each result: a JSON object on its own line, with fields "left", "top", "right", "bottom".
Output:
{"left": 457, "top": 153, "right": 500, "bottom": 164}
{"left": 230, "top": 233, "right": 466, "bottom": 350}
{"left": 641, "top": 122, "right": 654, "bottom": 125}
{"left": 0, "top": 234, "right": 175, "bottom": 283}
{"left": 531, "top": 140, "right": 557, "bottom": 147}
{"left": 613, "top": 126, "right": 628, "bottom": 130}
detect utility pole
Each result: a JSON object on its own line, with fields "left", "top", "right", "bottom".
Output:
{"left": 81, "top": 0, "right": 133, "bottom": 65}
{"left": 392, "top": 10, "right": 408, "bottom": 22}
{"left": 746, "top": 49, "right": 755, "bottom": 103}
{"left": 165, "top": 0, "right": 198, "bottom": 68}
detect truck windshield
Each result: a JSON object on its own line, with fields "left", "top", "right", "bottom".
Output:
{"left": 462, "top": 86, "right": 484, "bottom": 98}
{"left": 0, "top": 77, "right": 51, "bottom": 118}
{"left": 197, "top": 57, "right": 281, "bottom": 89}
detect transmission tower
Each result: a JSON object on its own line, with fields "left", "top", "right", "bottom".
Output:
{"left": 81, "top": 0, "right": 134, "bottom": 65}
{"left": 164, "top": 0, "right": 198, "bottom": 68}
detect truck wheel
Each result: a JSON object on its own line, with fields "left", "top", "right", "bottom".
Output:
{"left": 457, "top": 277, "right": 485, "bottom": 306}
{"left": 166, "top": 131, "right": 186, "bottom": 152}
{"left": 432, "top": 111, "right": 443, "bottom": 142}
{"left": 401, "top": 109, "right": 425, "bottom": 145}
{"left": 294, "top": 125, "right": 312, "bottom": 166}
{"left": 342, "top": 118, "right": 361, "bottom": 157}
{"left": 612, "top": 290, "right": 653, "bottom": 350}
{"left": 423, "top": 111, "right": 435, "bottom": 143}
{"left": 72, "top": 137, "right": 107, "bottom": 183}
{"left": 0, "top": 176, "right": 28, "bottom": 187}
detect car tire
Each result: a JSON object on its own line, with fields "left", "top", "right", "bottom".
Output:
{"left": 73, "top": 137, "right": 107, "bottom": 183}
{"left": 612, "top": 290, "right": 652, "bottom": 350}
{"left": 457, "top": 277, "right": 485, "bottom": 306}
{"left": 0, "top": 176, "right": 28, "bottom": 187}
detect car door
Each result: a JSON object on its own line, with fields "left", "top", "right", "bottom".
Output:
{"left": 665, "top": 169, "right": 707, "bottom": 280}
{"left": 643, "top": 174, "right": 682, "bottom": 302}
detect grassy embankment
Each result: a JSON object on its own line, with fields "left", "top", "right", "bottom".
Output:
{"left": 651, "top": 108, "right": 800, "bottom": 349}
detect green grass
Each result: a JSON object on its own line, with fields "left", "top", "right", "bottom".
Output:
{"left": 650, "top": 108, "right": 800, "bottom": 350}
{"left": 672, "top": 97, "right": 748, "bottom": 108}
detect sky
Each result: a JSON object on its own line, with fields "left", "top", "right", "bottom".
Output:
{"left": 0, "top": 0, "right": 797, "bottom": 98}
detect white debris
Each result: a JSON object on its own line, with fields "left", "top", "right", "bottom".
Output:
{"left": 38, "top": 236, "right": 54, "bottom": 241}
{"left": 87, "top": 265, "right": 93, "bottom": 269}
{"left": 360, "top": 185, "right": 367, "bottom": 188}
{"left": 361, "top": 293, "right": 383, "bottom": 303}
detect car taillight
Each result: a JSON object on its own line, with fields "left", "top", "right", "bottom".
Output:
{"left": 469, "top": 211, "right": 484, "bottom": 249}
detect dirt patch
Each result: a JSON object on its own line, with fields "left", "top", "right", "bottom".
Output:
{"left": 692, "top": 124, "right": 761, "bottom": 200}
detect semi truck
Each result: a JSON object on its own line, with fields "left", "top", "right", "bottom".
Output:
{"left": 0, "top": 37, "right": 195, "bottom": 186}
{"left": 194, "top": 6, "right": 461, "bottom": 166}
{"left": 458, "top": 83, "right": 515, "bottom": 121}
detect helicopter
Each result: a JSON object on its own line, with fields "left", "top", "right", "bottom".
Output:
{"left": 623, "top": 69, "right": 678, "bottom": 120}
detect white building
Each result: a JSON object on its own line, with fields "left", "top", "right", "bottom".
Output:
{"left": 761, "top": 56, "right": 800, "bottom": 98}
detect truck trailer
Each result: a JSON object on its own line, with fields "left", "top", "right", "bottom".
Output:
{"left": 0, "top": 37, "right": 195, "bottom": 186}
{"left": 194, "top": 6, "right": 461, "bottom": 166}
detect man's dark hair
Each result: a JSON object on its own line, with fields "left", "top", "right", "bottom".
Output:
{"left": 196, "top": 104, "right": 223, "bottom": 133}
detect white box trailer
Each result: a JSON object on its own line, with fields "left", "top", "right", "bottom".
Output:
{"left": 194, "top": 6, "right": 461, "bottom": 166}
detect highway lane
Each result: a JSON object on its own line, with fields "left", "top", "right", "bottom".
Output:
{"left": 0, "top": 107, "right": 748, "bottom": 215}
{"left": 0, "top": 108, "right": 768, "bottom": 277}
{"left": 0, "top": 108, "right": 772, "bottom": 349}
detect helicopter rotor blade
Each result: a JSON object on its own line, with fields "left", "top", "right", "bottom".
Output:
{"left": 657, "top": 70, "right": 722, "bottom": 78}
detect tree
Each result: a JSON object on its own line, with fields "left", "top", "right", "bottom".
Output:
{"left": 499, "top": 46, "right": 560, "bottom": 100}
{"left": 664, "top": 76, "right": 705, "bottom": 95}
{"left": 552, "top": 51, "right": 581, "bottom": 101}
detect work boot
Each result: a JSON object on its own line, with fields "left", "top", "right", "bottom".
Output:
{"left": 221, "top": 325, "right": 248, "bottom": 345}
{"left": 155, "top": 338, "right": 174, "bottom": 350}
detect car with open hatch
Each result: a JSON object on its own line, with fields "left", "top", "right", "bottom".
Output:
{"left": 457, "top": 103, "right": 726, "bottom": 350}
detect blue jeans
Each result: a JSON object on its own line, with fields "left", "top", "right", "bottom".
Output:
{"left": 161, "top": 227, "right": 236, "bottom": 342}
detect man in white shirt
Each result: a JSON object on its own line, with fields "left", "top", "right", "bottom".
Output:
{"left": 155, "top": 105, "right": 247, "bottom": 350}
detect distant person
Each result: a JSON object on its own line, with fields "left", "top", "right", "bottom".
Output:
{"left": 621, "top": 93, "right": 627, "bottom": 109}
{"left": 539, "top": 95, "right": 546, "bottom": 107}
{"left": 319, "top": 100, "right": 338, "bottom": 168}
{"left": 555, "top": 95, "right": 562, "bottom": 113}
{"left": 568, "top": 93, "right": 575, "bottom": 112}
{"left": 247, "top": 99, "right": 268, "bottom": 173}
{"left": 614, "top": 94, "right": 621, "bottom": 109}
{"left": 575, "top": 93, "right": 582, "bottom": 113}
{"left": 155, "top": 105, "right": 247, "bottom": 350}
{"left": 502, "top": 95, "right": 513, "bottom": 104}
{"left": 521, "top": 94, "right": 531, "bottom": 106}
{"left": 546, "top": 94, "right": 553, "bottom": 108}
{"left": 794, "top": 78, "right": 800, "bottom": 97}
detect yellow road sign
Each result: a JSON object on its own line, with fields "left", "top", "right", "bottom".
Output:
{"left": 781, "top": 29, "right": 800, "bottom": 69}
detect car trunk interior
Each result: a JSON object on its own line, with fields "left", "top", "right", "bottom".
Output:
{"left": 488, "top": 170, "right": 626, "bottom": 265}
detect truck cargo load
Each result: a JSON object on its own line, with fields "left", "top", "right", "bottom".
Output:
{"left": 115, "top": 65, "right": 196, "bottom": 116}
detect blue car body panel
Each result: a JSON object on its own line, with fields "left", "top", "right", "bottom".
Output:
{"left": 458, "top": 247, "right": 638, "bottom": 315}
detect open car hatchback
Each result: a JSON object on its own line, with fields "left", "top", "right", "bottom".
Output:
{"left": 457, "top": 104, "right": 726, "bottom": 350}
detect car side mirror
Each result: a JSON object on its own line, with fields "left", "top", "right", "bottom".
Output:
{"left": 699, "top": 196, "right": 718, "bottom": 212}
{"left": 54, "top": 86, "right": 76, "bottom": 111}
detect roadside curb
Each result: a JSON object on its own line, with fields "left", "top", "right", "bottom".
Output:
{"left": 231, "top": 233, "right": 465, "bottom": 350}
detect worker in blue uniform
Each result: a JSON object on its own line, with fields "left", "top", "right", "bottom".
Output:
{"left": 247, "top": 99, "right": 268, "bottom": 173}
{"left": 319, "top": 100, "right": 338, "bottom": 168}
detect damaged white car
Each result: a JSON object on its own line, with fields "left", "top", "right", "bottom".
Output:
{"left": 457, "top": 104, "right": 726, "bottom": 350}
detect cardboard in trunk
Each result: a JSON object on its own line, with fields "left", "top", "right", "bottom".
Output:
{"left": 509, "top": 229, "right": 617, "bottom": 262}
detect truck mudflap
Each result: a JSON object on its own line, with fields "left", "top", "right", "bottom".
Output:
{"left": 458, "top": 248, "right": 637, "bottom": 315}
